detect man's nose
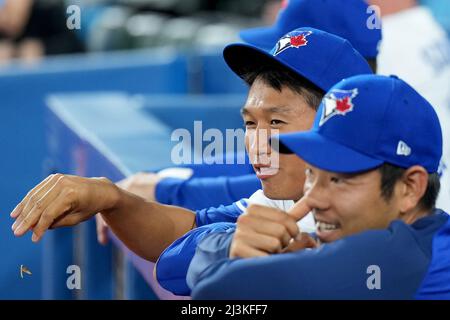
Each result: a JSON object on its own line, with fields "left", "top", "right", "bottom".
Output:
{"left": 302, "top": 179, "right": 330, "bottom": 212}
{"left": 248, "top": 128, "right": 272, "bottom": 161}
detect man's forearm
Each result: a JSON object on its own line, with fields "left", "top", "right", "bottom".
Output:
{"left": 10, "top": 174, "right": 196, "bottom": 255}
{"left": 101, "top": 186, "right": 196, "bottom": 262}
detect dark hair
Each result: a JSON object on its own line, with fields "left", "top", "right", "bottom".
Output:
{"left": 378, "top": 163, "right": 440, "bottom": 211}
{"left": 242, "top": 64, "right": 325, "bottom": 110}
{"left": 366, "top": 58, "right": 378, "bottom": 73}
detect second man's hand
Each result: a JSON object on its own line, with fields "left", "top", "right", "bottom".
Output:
{"left": 230, "top": 196, "right": 316, "bottom": 258}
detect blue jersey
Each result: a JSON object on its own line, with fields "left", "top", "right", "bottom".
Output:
{"left": 155, "top": 200, "right": 248, "bottom": 295}
{"left": 186, "top": 210, "right": 450, "bottom": 299}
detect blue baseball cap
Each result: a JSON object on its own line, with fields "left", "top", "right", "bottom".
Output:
{"left": 224, "top": 27, "right": 373, "bottom": 92}
{"left": 240, "top": 0, "right": 382, "bottom": 58}
{"left": 273, "top": 75, "right": 443, "bottom": 174}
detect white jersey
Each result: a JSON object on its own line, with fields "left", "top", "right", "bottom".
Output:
{"left": 244, "top": 189, "right": 316, "bottom": 233}
{"left": 377, "top": 6, "right": 450, "bottom": 212}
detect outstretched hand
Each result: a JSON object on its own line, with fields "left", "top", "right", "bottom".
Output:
{"left": 11, "top": 174, "right": 119, "bottom": 242}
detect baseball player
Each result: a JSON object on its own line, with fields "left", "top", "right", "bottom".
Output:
{"left": 187, "top": 74, "right": 450, "bottom": 299}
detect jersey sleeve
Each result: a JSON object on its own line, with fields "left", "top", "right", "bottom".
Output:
{"left": 194, "top": 198, "right": 249, "bottom": 227}
{"left": 155, "top": 222, "right": 236, "bottom": 296}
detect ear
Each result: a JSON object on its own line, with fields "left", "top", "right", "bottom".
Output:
{"left": 398, "top": 166, "right": 429, "bottom": 213}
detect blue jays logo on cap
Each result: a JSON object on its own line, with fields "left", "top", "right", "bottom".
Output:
{"left": 272, "top": 30, "right": 312, "bottom": 56}
{"left": 320, "top": 88, "right": 359, "bottom": 126}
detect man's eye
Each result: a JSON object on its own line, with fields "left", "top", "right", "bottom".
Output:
{"left": 330, "top": 176, "right": 343, "bottom": 184}
{"left": 270, "top": 119, "right": 285, "bottom": 125}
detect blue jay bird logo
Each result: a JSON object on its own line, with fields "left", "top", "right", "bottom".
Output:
{"left": 319, "top": 89, "right": 359, "bottom": 126}
{"left": 272, "top": 30, "right": 312, "bottom": 56}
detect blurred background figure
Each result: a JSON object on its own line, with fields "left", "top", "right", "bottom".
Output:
{"left": 422, "top": 0, "right": 450, "bottom": 35}
{"left": 80, "top": 0, "right": 273, "bottom": 51}
{"left": 1, "top": 0, "right": 447, "bottom": 61}
{"left": 0, "top": 0, "right": 85, "bottom": 65}
{"left": 0, "top": 0, "right": 276, "bottom": 66}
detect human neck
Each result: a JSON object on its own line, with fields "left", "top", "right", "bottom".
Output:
{"left": 400, "top": 207, "right": 431, "bottom": 225}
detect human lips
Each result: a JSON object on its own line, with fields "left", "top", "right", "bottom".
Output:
{"left": 253, "top": 164, "right": 279, "bottom": 179}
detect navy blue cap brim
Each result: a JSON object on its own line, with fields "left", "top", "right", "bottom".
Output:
{"left": 223, "top": 43, "right": 326, "bottom": 91}
{"left": 239, "top": 26, "right": 282, "bottom": 52}
{"left": 273, "top": 131, "right": 384, "bottom": 173}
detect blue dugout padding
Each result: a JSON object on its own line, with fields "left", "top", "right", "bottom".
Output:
{"left": 0, "top": 48, "right": 189, "bottom": 299}
{"left": 194, "top": 49, "right": 248, "bottom": 94}
{"left": 45, "top": 92, "right": 246, "bottom": 299}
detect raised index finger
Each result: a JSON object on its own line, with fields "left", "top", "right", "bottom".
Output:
{"left": 288, "top": 196, "right": 312, "bottom": 222}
